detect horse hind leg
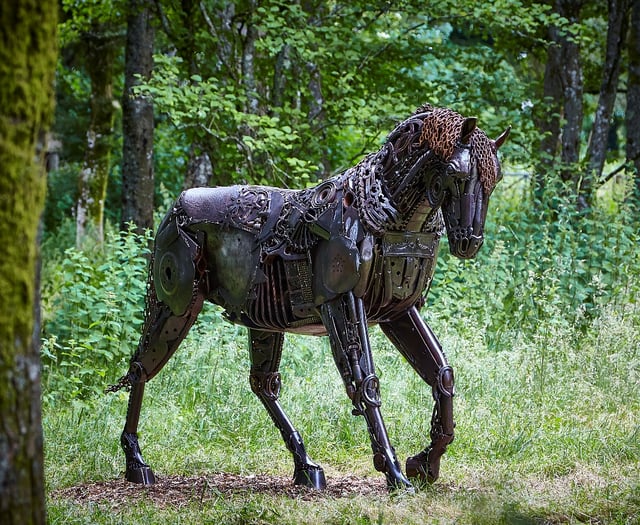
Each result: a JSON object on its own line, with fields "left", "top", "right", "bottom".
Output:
{"left": 379, "top": 306, "right": 455, "bottom": 484}
{"left": 248, "top": 329, "right": 326, "bottom": 489}
{"left": 119, "top": 295, "right": 204, "bottom": 484}
{"left": 114, "top": 211, "right": 207, "bottom": 484}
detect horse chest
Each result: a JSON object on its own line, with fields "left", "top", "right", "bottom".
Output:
{"left": 357, "top": 231, "right": 441, "bottom": 320}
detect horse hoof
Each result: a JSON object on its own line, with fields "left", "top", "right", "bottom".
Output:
{"left": 125, "top": 465, "right": 156, "bottom": 485}
{"left": 406, "top": 452, "right": 438, "bottom": 484}
{"left": 293, "top": 466, "right": 326, "bottom": 489}
{"left": 387, "top": 476, "right": 415, "bottom": 494}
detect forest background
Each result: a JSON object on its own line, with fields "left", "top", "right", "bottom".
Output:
{"left": 3, "top": 0, "right": 640, "bottom": 523}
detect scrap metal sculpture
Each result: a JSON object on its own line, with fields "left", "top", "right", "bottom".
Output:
{"left": 111, "top": 104, "right": 509, "bottom": 491}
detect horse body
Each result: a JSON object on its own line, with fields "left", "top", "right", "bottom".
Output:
{"left": 162, "top": 172, "right": 442, "bottom": 335}
{"left": 114, "top": 104, "right": 509, "bottom": 491}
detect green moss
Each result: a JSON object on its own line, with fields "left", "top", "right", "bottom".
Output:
{"left": 0, "top": 0, "right": 57, "bottom": 349}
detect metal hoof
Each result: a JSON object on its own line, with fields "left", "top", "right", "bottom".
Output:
{"left": 406, "top": 450, "right": 439, "bottom": 484}
{"left": 125, "top": 465, "right": 156, "bottom": 485}
{"left": 293, "top": 466, "right": 326, "bottom": 489}
{"left": 386, "top": 475, "right": 415, "bottom": 494}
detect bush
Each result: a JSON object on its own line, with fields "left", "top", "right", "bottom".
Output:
{"left": 41, "top": 225, "right": 152, "bottom": 401}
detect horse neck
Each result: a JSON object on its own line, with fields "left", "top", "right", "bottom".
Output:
{"left": 380, "top": 151, "right": 442, "bottom": 234}
{"left": 350, "top": 145, "right": 444, "bottom": 236}
{"left": 404, "top": 197, "right": 442, "bottom": 233}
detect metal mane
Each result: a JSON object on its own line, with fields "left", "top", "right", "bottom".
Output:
{"left": 415, "top": 104, "right": 500, "bottom": 194}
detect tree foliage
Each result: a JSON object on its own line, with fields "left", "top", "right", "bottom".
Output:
{"left": 139, "top": 0, "right": 542, "bottom": 188}
{"left": 41, "top": 0, "right": 640, "bottom": 411}
{"left": 47, "top": 0, "right": 639, "bottom": 229}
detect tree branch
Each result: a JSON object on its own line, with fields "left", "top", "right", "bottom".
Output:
{"left": 598, "top": 162, "right": 627, "bottom": 186}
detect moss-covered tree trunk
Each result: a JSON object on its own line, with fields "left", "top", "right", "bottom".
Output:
{"left": 76, "top": 26, "right": 117, "bottom": 246}
{"left": 0, "top": 1, "right": 57, "bottom": 523}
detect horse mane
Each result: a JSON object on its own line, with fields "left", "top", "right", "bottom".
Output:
{"left": 387, "top": 104, "right": 499, "bottom": 194}
{"left": 351, "top": 104, "right": 500, "bottom": 235}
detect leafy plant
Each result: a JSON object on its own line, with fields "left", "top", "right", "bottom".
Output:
{"left": 41, "top": 225, "right": 152, "bottom": 401}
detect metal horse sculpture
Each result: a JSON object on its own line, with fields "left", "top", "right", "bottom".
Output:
{"left": 111, "top": 104, "right": 509, "bottom": 492}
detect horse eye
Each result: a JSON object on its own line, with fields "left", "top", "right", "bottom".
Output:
{"left": 446, "top": 165, "right": 456, "bottom": 176}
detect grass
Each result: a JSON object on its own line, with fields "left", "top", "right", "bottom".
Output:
{"left": 43, "top": 300, "right": 640, "bottom": 524}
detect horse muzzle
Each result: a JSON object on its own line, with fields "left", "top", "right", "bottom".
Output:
{"left": 442, "top": 175, "right": 488, "bottom": 260}
{"left": 447, "top": 234, "right": 484, "bottom": 259}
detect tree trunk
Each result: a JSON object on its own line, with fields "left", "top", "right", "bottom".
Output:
{"left": 177, "top": 0, "right": 222, "bottom": 189}
{"left": 121, "top": 0, "right": 155, "bottom": 234}
{"left": 0, "top": 1, "right": 57, "bottom": 523}
{"left": 183, "top": 148, "right": 213, "bottom": 189}
{"left": 301, "top": 2, "right": 330, "bottom": 180}
{"left": 533, "top": 0, "right": 585, "bottom": 205}
{"left": 581, "top": 0, "right": 631, "bottom": 207}
{"left": 533, "top": 40, "right": 563, "bottom": 202}
{"left": 240, "top": 0, "right": 259, "bottom": 117}
{"left": 272, "top": 44, "right": 291, "bottom": 109}
{"left": 306, "top": 61, "right": 330, "bottom": 179}
{"left": 627, "top": 0, "right": 640, "bottom": 201}
{"left": 557, "top": 2, "right": 584, "bottom": 191}
{"left": 239, "top": 0, "right": 270, "bottom": 181}
{"left": 76, "top": 26, "right": 117, "bottom": 246}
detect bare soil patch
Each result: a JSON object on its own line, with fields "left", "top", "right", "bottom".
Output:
{"left": 52, "top": 473, "right": 389, "bottom": 509}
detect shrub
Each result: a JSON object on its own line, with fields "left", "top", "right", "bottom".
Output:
{"left": 41, "top": 225, "right": 152, "bottom": 401}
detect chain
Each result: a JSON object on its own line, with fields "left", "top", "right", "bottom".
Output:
{"left": 105, "top": 373, "right": 131, "bottom": 393}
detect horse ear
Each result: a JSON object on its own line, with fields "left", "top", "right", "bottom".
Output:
{"left": 460, "top": 117, "right": 477, "bottom": 144}
{"left": 494, "top": 126, "right": 511, "bottom": 150}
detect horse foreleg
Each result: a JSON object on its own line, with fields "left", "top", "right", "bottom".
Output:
{"left": 248, "top": 329, "right": 326, "bottom": 489}
{"left": 379, "top": 306, "right": 454, "bottom": 484}
{"left": 320, "top": 293, "right": 413, "bottom": 492}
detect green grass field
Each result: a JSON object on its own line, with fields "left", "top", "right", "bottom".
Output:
{"left": 43, "top": 302, "right": 639, "bottom": 524}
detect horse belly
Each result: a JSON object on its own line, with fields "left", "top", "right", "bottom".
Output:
{"left": 192, "top": 225, "right": 318, "bottom": 333}
{"left": 204, "top": 227, "right": 261, "bottom": 309}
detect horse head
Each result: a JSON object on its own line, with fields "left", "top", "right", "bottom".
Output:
{"left": 423, "top": 113, "right": 510, "bottom": 259}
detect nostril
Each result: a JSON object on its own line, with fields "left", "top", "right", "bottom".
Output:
{"left": 460, "top": 238, "right": 469, "bottom": 253}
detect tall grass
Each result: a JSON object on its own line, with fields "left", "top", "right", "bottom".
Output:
{"left": 43, "top": 304, "right": 639, "bottom": 523}
{"left": 42, "top": 183, "right": 640, "bottom": 523}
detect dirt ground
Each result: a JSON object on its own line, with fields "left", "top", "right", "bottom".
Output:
{"left": 52, "top": 473, "right": 389, "bottom": 508}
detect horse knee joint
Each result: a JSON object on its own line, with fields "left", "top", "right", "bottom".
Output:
{"left": 352, "top": 373, "right": 382, "bottom": 415}
{"left": 436, "top": 365, "right": 455, "bottom": 398}
{"left": 250, "top": 372, "right": 282, "bottom": 400}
